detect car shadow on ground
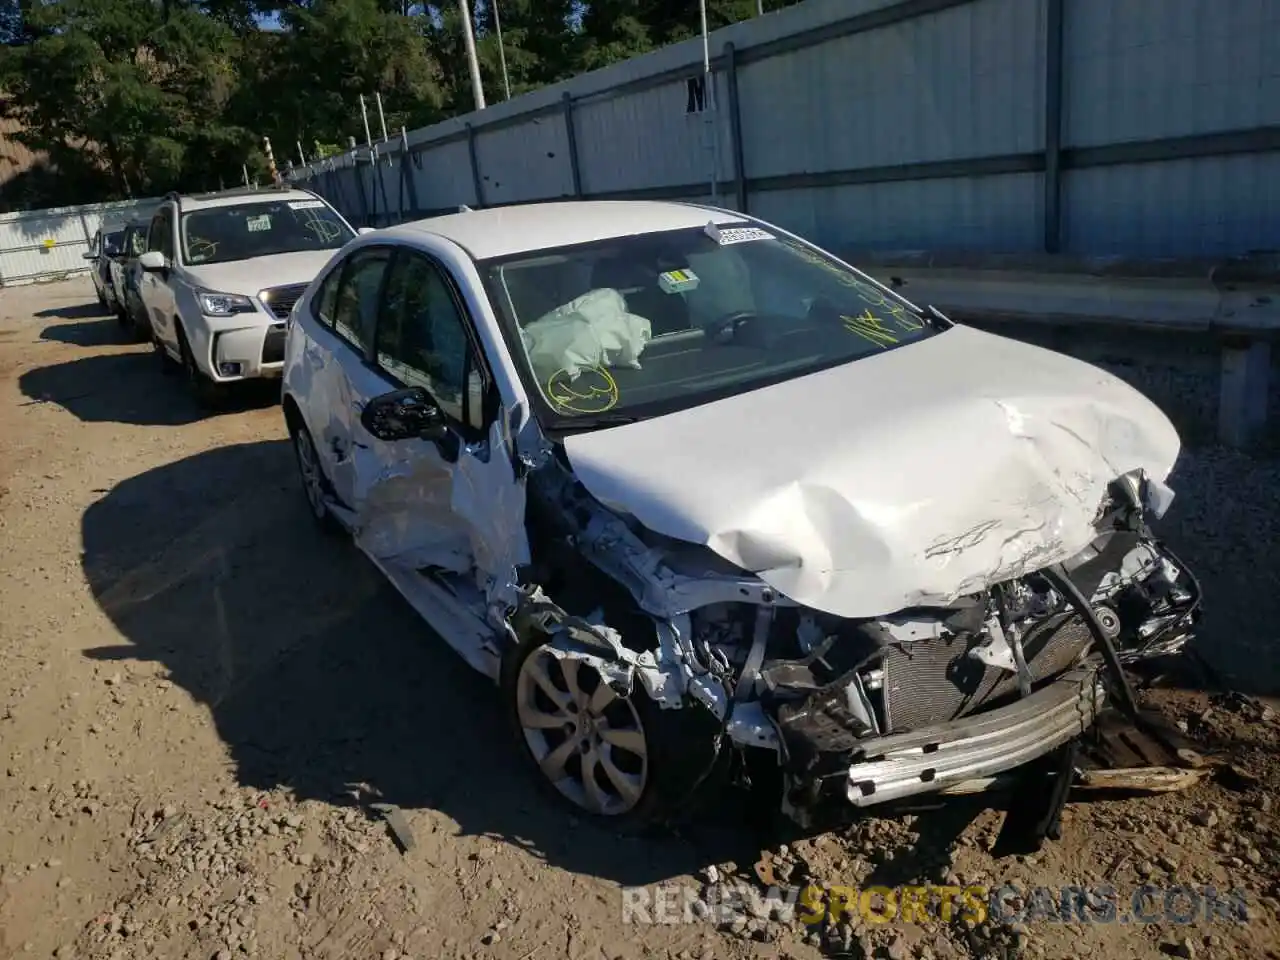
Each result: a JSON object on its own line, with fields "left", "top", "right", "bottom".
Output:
{"left": 34, "top": 300, "right": 111, "bottom": 321}
{"left": 79, "top": 440, "right": 764, "bottom": 887}
{"left": 18, "top": 353, "right": 279, "bottom": 426}
{"left": 40, "top": 318, "right": 137, "bottom": 347}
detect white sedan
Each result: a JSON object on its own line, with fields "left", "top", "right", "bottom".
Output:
{"left": 280, "top": 200, "right": 1201, "bottom": 827}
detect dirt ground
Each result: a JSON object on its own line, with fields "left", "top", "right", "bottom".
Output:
{"left": 1, "top": 277, "right": 1278, "bottom": 960}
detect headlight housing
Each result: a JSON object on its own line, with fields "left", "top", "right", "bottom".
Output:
{"left": 198, "top": 291, "right": 257, "bottom": 316}
{"left": 1113, "top": 468, "right": 1175, "bottom": 520}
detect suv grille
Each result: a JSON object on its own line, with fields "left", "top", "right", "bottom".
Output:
{"left": 259, "top": 283, "right": 309, "bottom": 320}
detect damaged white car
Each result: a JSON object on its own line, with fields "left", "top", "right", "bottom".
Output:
{"left": 280, "top": 200, "right": 1201, "bottom": 827}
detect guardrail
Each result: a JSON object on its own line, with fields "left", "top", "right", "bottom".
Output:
{"left": 846, "top": 251, "right": 1280, "bottom": 448}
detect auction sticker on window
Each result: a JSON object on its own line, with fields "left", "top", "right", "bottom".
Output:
{"left": 287, "top": 200, "right": 327, "bottom": 210}
{"left": 246, "top": 214, "right": 272, "bottom": 233}
{"left": 706, "top": 223, "right": 773, "bottom": 245}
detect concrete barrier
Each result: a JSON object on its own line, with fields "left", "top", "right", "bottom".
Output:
{"left": 845, "top": 250, "right": 1280, "bottom": 448}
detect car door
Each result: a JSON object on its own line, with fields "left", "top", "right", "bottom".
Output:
{"left": 348, "top": 247, "right": 501, "bottom": 573}
{"left": 141, "top": 206, "right": 179, "bottom": 347}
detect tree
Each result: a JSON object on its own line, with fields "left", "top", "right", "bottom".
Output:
{"left": 0, "top": 0, "right": 799, "bottom": 208}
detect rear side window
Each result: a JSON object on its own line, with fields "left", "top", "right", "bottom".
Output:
{"left": 330, "top": 247, "right": 391, "bottom": 354}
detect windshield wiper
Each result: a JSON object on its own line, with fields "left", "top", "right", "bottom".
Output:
{"left": 553, "top": 413, "right": 642, "bottom": 433}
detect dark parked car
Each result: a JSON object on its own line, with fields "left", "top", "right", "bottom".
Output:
{"left": 83, "top": 227, "right": 125, "bottom": 313}
{"left": 111, "top": 218, "right": 152, "bottom": 341}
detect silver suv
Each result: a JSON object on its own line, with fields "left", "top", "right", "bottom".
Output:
{"left": 138, "top": 186, "right": 364, "bottom": 405}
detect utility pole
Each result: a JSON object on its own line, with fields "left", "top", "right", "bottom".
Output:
{"left": 459, "top": 0, "right": 486, "bottom": 111}
{"left": 699, "top": 0, "right": 720, "bottom": 203}
{"left": 493, "top": 0, "right": 511, "bottom": 100}
{"left": 375, "top": 92, "right": 390, "bottom": 141}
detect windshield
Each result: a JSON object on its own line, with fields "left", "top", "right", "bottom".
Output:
{"left": 480, "top": 223, "right": 938, "bottom": 428}
{"left": 179, "top": 199, "right": 354, "bottom": 266}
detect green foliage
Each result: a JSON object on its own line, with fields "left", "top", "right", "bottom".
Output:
{"left": 0, "top": 0, "right": 799, "bottom": 209}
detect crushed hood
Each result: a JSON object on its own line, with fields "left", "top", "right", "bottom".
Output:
{"left": 562, "top": 325, "right": 1180, "bottom": 618}
{"left": 185, "top": 249, "right": 339, "bottom": 297}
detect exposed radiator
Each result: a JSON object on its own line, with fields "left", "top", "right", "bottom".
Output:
{"left": 880, "top": 612, "right": 1094, "bottom": 733}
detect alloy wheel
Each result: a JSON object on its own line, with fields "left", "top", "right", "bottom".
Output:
{"left": 293, "top": 427, "right": 328, "bottom": 521}
{"left": 515, "top": 649, "right": 648, "bottom": 816}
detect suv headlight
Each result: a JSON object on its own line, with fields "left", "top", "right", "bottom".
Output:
{"left": 198, "top": 291, "right": 257, "bottom": 316}
{"left": 1114, "top": 468, "right": 1175, "bottom": 520}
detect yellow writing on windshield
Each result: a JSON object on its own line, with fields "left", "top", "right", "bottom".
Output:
{"left": 786, "top": 240, "right": 928, "bottom": 332}
{"left": 547, "top": 365, "right": 620, "bottom": 414}
{"left": 842, "top": 310, "right": 899, "bottom": 348}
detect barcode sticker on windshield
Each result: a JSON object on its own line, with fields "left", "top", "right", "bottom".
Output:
{"left": 246, "top": 214, "right": 272, "bottom": 233}
{"left": 658, "top": 268, "right": 699, "bottom": 294}
{"left": 706, "top": 223, "right": 773, "bottom": 245}
{"left": 288, "top": 200, "right": 326, "bottom": 210}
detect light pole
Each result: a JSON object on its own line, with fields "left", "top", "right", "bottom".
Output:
{"left": 699, "top": 0, "right": 720, "bottom": 203}
{"left": 493, "top": 0, "right": 512, "bottom": 100}
{"left": 459, "top": 0, "right": 486, "bottom": 111}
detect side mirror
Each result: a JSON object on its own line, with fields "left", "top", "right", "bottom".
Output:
{"left": 360, "top": 386, "right": 448, "bottom": 442}
{"left": 138, "top": 251, "right": 167, "bottom": 272}
{"left": 357, "top": 227, "right": 375, "bottom": 236}
{"left": 82, "top": 252, "right": 98, "bottom": 261}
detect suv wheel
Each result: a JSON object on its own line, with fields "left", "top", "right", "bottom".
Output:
{"left": 153, "top": 331, "right": 178, "bottom": 375}
{"left": 177, "top": 326, "right": 228, "bottom": 408}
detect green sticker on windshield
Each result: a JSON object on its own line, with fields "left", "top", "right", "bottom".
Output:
{"left": 658, "top": 268, "right": 699, "bottom": 294}
{"left": 246, "top": 214, "right": 271, "bottom": 233}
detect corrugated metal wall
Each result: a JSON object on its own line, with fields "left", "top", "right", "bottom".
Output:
{"left": 0, "top": 198, "right": 158, "bottom": 286}
{"left": 292, "top": 0, "right": 1279, "bottom": 259}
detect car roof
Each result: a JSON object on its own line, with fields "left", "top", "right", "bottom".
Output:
{"left": 176, "top": 188, "right": 323, "bottom": 212}
{"left": 382, "top": 200, "right": 751, "bottom": 260}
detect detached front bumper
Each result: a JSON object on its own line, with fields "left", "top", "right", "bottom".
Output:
{"left": 845, "top": 665, "right": 1106, "bottom": 807}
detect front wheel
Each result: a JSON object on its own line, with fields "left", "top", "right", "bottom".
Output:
{"left": 500, "top": 612, "right": 722, "bottom": 830}
{"left": 177, "top": 326, "right": 228, "bottom": 409}
{"left": 289, "top": 420, "right": 341, "bottom": 535}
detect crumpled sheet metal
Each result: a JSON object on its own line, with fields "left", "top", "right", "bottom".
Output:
{"left": 562, "top": 325, "right": 1181, "bottom": 619}
{"left": 350, "top": 420, "right": 529, "bottom": 605}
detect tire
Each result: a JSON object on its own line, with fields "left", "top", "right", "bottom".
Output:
{"left": 153, "top": 329, "right": 179, "bottom": 375}
{"left": 288, "top": 418, "right": 342, "bottom": 535}
{"left": 177, "top": 325, "right": 228, "bottom": 409}
{"left": 499, "top": 605, "right": 721, "bottom": 831}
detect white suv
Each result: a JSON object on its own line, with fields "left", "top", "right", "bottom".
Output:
{"left": 138, "top": 186, "right": 363, "bottom": 405}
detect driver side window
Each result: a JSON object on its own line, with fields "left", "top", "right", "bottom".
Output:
{"left": 375, "top": 251, "right": 483, "bottom": 428}
{"left": 147, "top": 208, "right": 174, "bottom": 259}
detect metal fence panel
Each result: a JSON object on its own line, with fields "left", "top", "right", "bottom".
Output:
{"left": 0, "top": 198, "right": 157, "bottom": 286}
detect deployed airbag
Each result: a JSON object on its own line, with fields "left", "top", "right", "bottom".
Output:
{"left": 520, "top": 288, "right": 652, "bottom": 380}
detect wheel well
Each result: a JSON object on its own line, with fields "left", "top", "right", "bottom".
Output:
{"left": 281, "top": 394, "right": 303, "bottom": 433}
